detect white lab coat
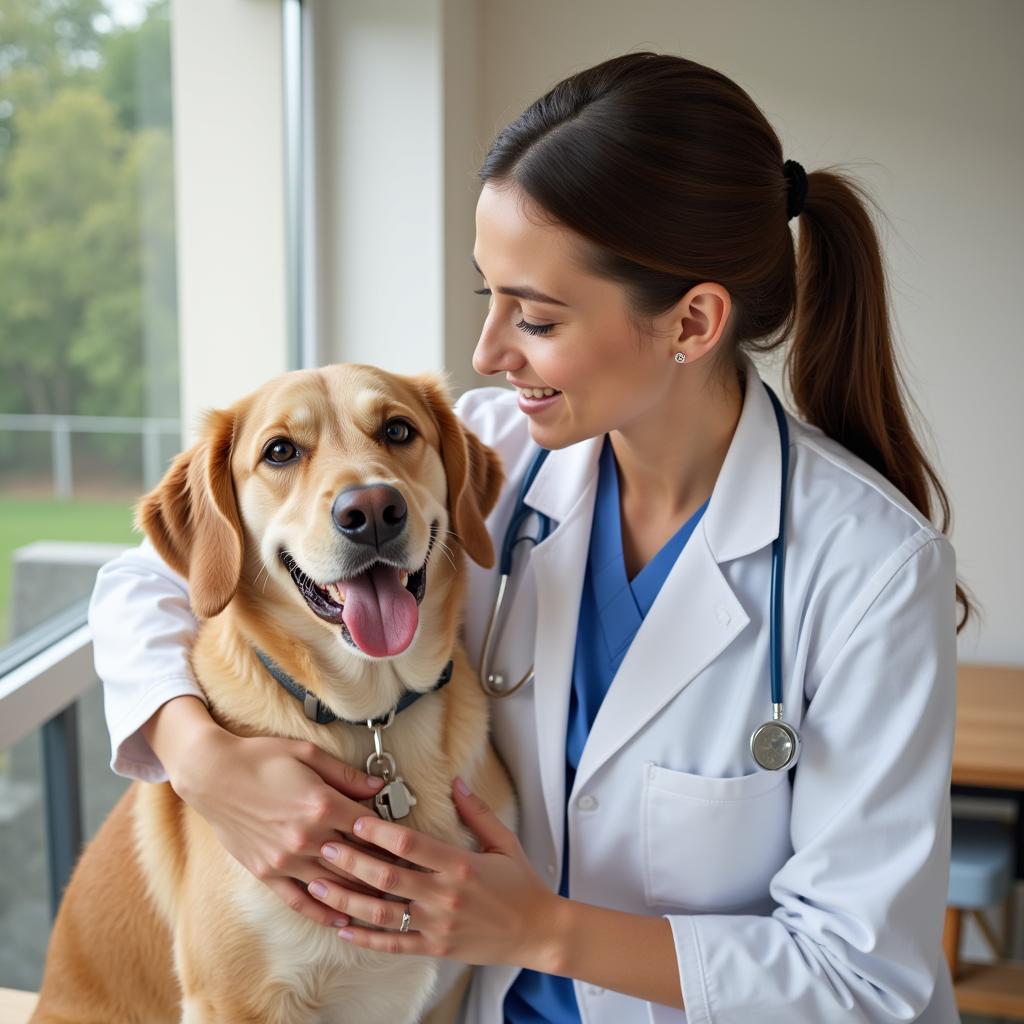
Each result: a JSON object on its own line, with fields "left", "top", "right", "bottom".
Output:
{"left": 90, "top": 354, "right": 959, "bottom": 1023}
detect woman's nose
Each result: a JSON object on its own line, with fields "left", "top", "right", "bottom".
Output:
{"left": 472, "top": 311, "right": 521, "bottom": 377}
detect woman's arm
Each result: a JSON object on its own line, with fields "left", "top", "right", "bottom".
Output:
{"left": 88, "top": 540, "right": 394, "bottom": 926}
{"left": 652, "top": 532, "right": 958, "bottom": 1023}
{"left": 89, "top": 537, "right": 205, "bottom": 781}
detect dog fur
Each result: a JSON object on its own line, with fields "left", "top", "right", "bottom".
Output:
{"left": 32, "top": 364, "right": 517, "bottom": 1023}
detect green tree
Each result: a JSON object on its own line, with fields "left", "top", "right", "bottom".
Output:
{"left": 0, "top": 0, "right": 179, "bottom": 483}
{"left": 0, "top": 88, "right": 136, "bottom": 415}
{"left": 100, "top": 0, "right": 172, "bottom": 133}
{"left": 0, "top": 0, "right": 107, "bottom": 172}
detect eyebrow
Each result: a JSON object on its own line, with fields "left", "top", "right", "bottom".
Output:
{"left": 471, "top": 256, "right": 569, "bottom": 307}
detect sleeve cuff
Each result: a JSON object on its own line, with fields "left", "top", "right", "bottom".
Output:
{"left": 646, "top": 915, "right": 711, "bottom": 1024}
{"left": 108, "top": 675, "right": 208, "bottom": 783}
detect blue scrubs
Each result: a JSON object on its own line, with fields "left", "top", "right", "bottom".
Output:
{"left": 503, "top": 435, "right": 709, "bottom": 1023}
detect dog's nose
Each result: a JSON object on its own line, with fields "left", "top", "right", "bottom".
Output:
{"left": 332, "top": 484, "right": 408, "bottom": 549}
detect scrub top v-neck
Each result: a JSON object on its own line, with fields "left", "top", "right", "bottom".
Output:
{"left": 503, "top": 435, "right": 710, "bottom": 1024}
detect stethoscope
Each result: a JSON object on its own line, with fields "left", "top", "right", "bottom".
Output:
{"left": 477, "top": 380, "right": 800, "bottom": 773}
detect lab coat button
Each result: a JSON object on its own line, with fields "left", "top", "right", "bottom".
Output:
{"left": 546, "top": 863, "right": 556, "bottom": 877}
{"left": 716, "top": 604, "right": 731, "bottom": 626}
{"left": 577, "top": 794, "right": 598, "bottom": 811}
{"left": 587, "top": 985, "right": 604, "bottom": 996}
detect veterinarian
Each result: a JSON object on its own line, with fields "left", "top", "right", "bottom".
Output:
{"left": 89, "top": 52, "right": 967, "bottom": 1023}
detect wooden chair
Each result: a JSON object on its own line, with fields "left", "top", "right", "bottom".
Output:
{"left": 944, "top": 815, "right": 1024, "bottom": 1019}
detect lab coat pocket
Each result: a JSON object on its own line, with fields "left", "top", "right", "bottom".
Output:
{"left": 642, "top": 761, "right": 792, "bottom": 912}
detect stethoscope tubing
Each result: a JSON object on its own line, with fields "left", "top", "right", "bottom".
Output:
{"left": 765, "top": 384, "right": 789, "bottom": 708}
{"left": 478, "top": 381, "right": 799, "bottom": 770}
{"left": 499, "top": 445, "right": 554, "bottom": 576}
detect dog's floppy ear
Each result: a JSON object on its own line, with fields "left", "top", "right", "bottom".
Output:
{"left": 135, "top": 407, "right": 243, "bottom": 619}
{"left": 416, "top": 374, "right": 504, "bottom": 569}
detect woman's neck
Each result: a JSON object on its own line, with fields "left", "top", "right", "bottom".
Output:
{"left": 609, "top": 362, "right": 745, "bottom": 525}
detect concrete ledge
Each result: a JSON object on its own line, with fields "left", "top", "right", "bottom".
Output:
{"left": 10, "top": 540, "right": 130, "bottom": 637}
{"left": 0, "top": 988, "right": 38, "bottom": 1023}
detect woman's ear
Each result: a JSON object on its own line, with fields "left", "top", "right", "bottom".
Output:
{"left": 135, "top": 407, "right": 244, "bottom": 618}
{"left": 416, "top": 374, "right": 505, "bottom": 569}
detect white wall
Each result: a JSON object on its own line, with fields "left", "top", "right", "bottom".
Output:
{"left": 465, "top": 0, "right": 1022, "bottom": 664}
{"left": 170, "top": 0, "right": 290, "bottom": 436}
{"left": 313, "top": 0, "right": 483, "bottom": 393}
{"left": 314, "top": 1, "right": 444, "bottom": 375}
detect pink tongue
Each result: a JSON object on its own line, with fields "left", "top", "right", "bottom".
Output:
{"left": 340, "top": 564, "right": 419, "bottom": 658}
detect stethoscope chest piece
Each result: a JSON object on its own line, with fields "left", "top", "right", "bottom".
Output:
{"left": 750, "top": 717, "right": 800, "bottom": 771}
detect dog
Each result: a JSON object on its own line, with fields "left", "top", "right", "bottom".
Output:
{"left": 32, "top": 363, "right": 518, "bottom": 1023}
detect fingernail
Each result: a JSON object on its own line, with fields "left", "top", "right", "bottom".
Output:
{"left": 367, "top": 776, "right": 385, "bottom": 790}
{"left": 322, "top": 844, "right": 340, "bottom": 860}
{"left": 353, "top": 818, "right": 366, "bottom": 834}
{"left": 309, "top": 881, "right": 328, "bottom": 898}
{"left": 337, "top": 928, "right": 353, "bottom": 940}
{"left": 454, "top": 776, "right": 470, "bottom": 796}
{"left": 332, "top": 916, "right": 349, "bottom": 928}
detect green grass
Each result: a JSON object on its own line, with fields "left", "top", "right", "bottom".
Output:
{"left": 0, "top": 497, "right": 140, "bottom": 646}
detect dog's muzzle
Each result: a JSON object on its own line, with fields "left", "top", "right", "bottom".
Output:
{"left": 280, "top": 521, "right": 437, "bottom": 659}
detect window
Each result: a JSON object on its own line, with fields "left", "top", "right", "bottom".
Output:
{"left": 0, "top": 0, "right": 178, "bottom": 990}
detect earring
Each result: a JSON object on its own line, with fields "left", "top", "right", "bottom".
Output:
{"left": 674, "top": 352, "right": 686, "bottom": 364}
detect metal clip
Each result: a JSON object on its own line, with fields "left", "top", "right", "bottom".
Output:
{"left": 366, "top": 749, "right": 396, "bottom": 781}
{"left": 303, "top": 692, "right": 321, "bottom": 722}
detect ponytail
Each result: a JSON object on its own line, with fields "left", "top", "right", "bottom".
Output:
{"left": 788, "top": 169, "right": 972, "bottom": 631}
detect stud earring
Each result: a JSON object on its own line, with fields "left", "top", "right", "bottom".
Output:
{"left": 674, "top": 352, "right": 686, "bottom": 364}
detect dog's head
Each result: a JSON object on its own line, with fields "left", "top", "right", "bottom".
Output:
{"left": 137, "top": 364, "right": 503, "bottom": 661}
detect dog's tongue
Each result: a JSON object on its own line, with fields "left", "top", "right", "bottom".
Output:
{"left": 341, "top": 564, "right": 418, "bottom": 658}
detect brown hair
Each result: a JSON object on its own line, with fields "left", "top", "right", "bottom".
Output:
{"left": 479, "top": 51, "right": 972, "bottom": 632}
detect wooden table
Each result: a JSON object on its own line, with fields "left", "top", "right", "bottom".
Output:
{"left": 953, "top": 663, "right": 1024, "bottom": 790}
{"left": 949, "top": 662, "right": 1024, "bottom": 1019}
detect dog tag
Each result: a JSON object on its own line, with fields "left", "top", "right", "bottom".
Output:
{"left": 374, "top": 776, "right": 418, "bottom": 821}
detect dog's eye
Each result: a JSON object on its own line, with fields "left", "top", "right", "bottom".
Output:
{"left": 263, "top": 438, "right": 300, "bottom": 464}
{"left": 383, "top": 418, "right": 416, "bottom": 444}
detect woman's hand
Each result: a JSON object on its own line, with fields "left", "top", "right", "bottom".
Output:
{"left": 306, "top": 776, "right": 565, "bottom": 971}
{"left": 165, "top": 710, "right": 392, "bottom": 927}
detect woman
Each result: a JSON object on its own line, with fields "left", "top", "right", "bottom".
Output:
{"left": 90, "top": 52, "right": 969, "bottom": 1022}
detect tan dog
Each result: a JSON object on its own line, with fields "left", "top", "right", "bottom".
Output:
{"left": 32, "top": 364, "right": 517, "bottom": 1024}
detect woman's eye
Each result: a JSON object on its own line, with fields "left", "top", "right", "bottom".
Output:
{"left": 384, "top": 418, "right": 416, "bottom": 444}
{"left": 516, "top": 318, "right": 556, "bottom": 336}
{"left": 263, "top": 438, "right": 299, "bottom": 464}
{"left": 474, "top": 285, "right": 555, "bottom": 335}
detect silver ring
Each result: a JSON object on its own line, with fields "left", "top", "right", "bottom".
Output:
{"left": 399, "top": 905, "right": 412, "bottom": 933}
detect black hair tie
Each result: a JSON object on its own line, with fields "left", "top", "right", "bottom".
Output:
{"left": 784, "top": 159, "right": 808, "bottom": 220}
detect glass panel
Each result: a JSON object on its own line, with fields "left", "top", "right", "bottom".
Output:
{"left": 0, "top": 0, "right": 180, "bottom": 648}
{"left": 0, "top": 0, "right": 178, "bottom": 990}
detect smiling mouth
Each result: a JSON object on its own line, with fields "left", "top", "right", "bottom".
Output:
{"left": 280, "top": 522, "right": 437, "bottom": 658}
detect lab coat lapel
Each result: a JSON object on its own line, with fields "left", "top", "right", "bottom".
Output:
{"left": 521, "top": 435, "right": 602, "bottom": 865}
{"left": 570, "top": 357, "right": 784, "bottom": 799}
{"left": 569, "top": 527, "right": 749, "bottom": 799}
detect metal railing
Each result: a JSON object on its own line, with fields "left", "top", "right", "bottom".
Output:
{"left": 0, "top": 414, "right": 181, "bottom": 498}
{"left": 0, "top": 604, "right": 92, "bottom": 921}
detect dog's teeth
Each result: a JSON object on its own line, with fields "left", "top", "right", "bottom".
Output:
{"left": 399, "top": 571, "right": 409, "bottom": 588}
{"left": 329, "top": 583, "right": 346, "bottom": 605}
